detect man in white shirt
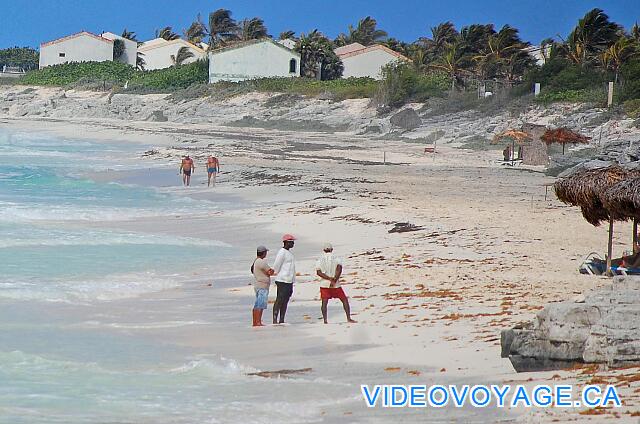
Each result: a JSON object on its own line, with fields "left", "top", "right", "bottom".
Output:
{"left": 272, "top": 234, "right": 297, "bottom": 324}
{"left": 315, "top": 243, "right": 356, "bottom": 324}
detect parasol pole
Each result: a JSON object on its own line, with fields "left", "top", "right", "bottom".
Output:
{"left": 634, "top": 218, "right": 638, "bottom": 254}
{"left": 562, "top": 141, "right": 565, "bottom": 155}
{"left": 606, "top": 215, "right": 614, "bottom": 275}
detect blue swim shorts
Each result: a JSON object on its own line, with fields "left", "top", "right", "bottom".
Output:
{"left": 254, "top": 287, "right": 269, "bottom": 310}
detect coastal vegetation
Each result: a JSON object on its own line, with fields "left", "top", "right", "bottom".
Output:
{"left": 0, "top": 47, "right": 38, "bottom": 71}
{"left": 10, "top": 7, "right": 640, "bottom": 111}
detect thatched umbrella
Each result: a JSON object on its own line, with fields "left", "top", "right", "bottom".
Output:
{"left": 492, "top": 130, "right": 532, "bottom": 164}
{"left": 554, "top": 166, "right": 640, "bottom": 273}
{"left": 602, "top": 177, "right": 640, "bottom": 252}
{"left": 542, "top": 127, "right": 590, "bottom": 155}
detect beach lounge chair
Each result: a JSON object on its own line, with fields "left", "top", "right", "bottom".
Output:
{"left": 578, "top": 252, "right": 640, "bottom": 276}
{"left": 579, "top": 252, "right": 606, "bottom": 275}
{"left": 610, "top": 266, "right": 640, "bottom": 276}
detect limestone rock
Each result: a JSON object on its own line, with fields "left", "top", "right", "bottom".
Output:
{"left": 146, "top": 110, "right": 168, "bottom": 122}
{"left": 502, "top": 276, "right": 640, "bottom": 371}
{"left": 390, "top": 108, "right": 421, "bottom": 130}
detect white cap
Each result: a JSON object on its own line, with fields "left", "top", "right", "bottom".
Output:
{"left": 322, "top": 242, "right": 333, "bottom": 251}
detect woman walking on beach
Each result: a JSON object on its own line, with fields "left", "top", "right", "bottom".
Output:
{"left": 272, "top": 234, "right": 296, "bottom": 324}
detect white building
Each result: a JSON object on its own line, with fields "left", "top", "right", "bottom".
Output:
{"left": 335, "top": 43, "right": 410, "bottom": 79}
{"left": 39, "top": 31, "right": 114, "bottom": 69}
{"left": 138, "top": 38, "right": 206, "bottom": 70}
{"left": 277, "top": 39, "right": 296, "bottom": 50}
{"left": 101, "top": 32, "right": 137, "bottom": 67}
{"left": 524, "top": 45, "right": 552, "bottom": 67}
{"left": 208, "top": 39, "right": 300, "bottom": 83}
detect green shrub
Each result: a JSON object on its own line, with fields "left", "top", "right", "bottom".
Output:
{"left": 21, "top": 61, "right": 135, "bottom": 86}
{"left": 129, "top": 60, "right": 209, "bottom": 91}
{"left": 20, "top": 60, "right": 209, "bottom": 91}
{"left": 376, "top": 62, "right": 449, "bottom": 108}
{"left": 536, "top": 88, "right": 606, "bottom": 104}
{"left": 210, "top": 76, "right": 378, "bottom": 100}
{"left": 624, "top": 99, "right": 640, "bottom": 118}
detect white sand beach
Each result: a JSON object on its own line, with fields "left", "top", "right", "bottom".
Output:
{"left": 2, "top": 109, "right": 638, "bottom": 423}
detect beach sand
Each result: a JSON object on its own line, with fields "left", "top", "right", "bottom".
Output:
{"left": 2, "top": 116, "right": 639, "bottom": 422}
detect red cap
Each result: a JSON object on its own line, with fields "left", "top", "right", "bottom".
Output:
{"left": 282, "top": 233, "right": 296, "bottom": 241}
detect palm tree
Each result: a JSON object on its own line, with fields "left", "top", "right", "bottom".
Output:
{"left": 184, "top": 15, "right": 207, "bottom": 45}
{"left": 418, "top": 22, "right": 458, "bottom": 54}
{"left": 297, "top": 30, "right": 343, "bottom": 80}
{"left": 382, "top": 37, "right": 411, "bottom": 57}
{"left": 430, "top": 41, "right": 467, "bottom": 90}
{"left": 121, "top": 29, "right": 145, "bottom": 70}
{"left": 121, "top": 29, "right": 138, "bottom": 43}
{"left": 473, "top": 24, "right": 532, "bottom": 81}
{"left": 156, "top": 26, "right": 180, "bottom": 41}
{"left": 113, "top": 39, "right": 125, "bottom": 61}
{"left": 136, "top": 52, "right": 146, "bottom": 71}
{"left": 207, "top": 9, "right": 239, "bottom": 48}
{"left": 279, "top": 30, "right": 296, "bottom": 40}
{"left": 171, "top": 46, "right": 195, "bottom": 66}
{"left": 335, "top": 16, "right": 387, "bottom": 46}
{"left": 238, "top": 17, "right": 269, "bottom": 41}
{"left": 601, "top": 36, "right": 638, "bottom": 84}
{"left": 563, "top": 8, "right": 622, "bottom": 66}
{"left": 632, "top": 23, "right": 640, "bottom": 42}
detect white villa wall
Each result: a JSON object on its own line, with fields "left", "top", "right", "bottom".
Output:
{"left": 102, "top": 32, "right": 137, "bottom": 67}
{"left": 139, "top": 39, "right": 205, "bottom": 70}
{"left": 39, "top": 34, "right": 113, "bottom": 69}
{"left": 209, "top": 41, "right": 300, "bottom": 83}
{"left": 341, "top": 49, "right": 402, "bottom": 79}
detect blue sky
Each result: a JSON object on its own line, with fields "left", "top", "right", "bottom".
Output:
{"left": 1, "top": 0, "right": 639, "bottom": 48}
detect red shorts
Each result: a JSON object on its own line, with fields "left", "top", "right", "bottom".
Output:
{"left": 320, "top": 287, "right": 347, "bottom": 301}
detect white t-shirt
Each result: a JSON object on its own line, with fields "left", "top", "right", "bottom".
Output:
{"left": 273, "top": 248, "right": 296, "bottom": 284}
{"left": 315, "top": 252, "right": 343, "bottom": 288}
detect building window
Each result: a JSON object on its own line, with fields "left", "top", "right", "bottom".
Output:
{"left": 289, "top": 58, "right": 297, "bottom": 74}
{"left": 59, "top": 53, "right": 66, "bottom": 58}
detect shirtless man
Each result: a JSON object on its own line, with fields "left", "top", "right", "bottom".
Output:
{"left": 206, "top": 155, "right": 220, "bottom": 187}
{"left": 179, "top": 155, "right": 195, "bottom": 186}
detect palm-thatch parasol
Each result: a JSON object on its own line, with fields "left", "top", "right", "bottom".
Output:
{"left": 602, "top": 177, "right": 640, "bottom": 251}
{"left": 554, "top": 166, "right": 640, "bottom": 273}
{"left": 491, "top": 130, "right": 533, "bottom": 145}
{"left": 542, "top": 127, "right": 590, "bottom": 155}
{"left": 492, "top": 130, "right": 532, "bottom": 164}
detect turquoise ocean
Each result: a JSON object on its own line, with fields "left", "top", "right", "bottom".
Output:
{"left": 0, "top": 128, "right": 350, "bottom": 424}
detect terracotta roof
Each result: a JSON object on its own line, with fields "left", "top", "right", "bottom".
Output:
{"left": 139, "top": 38, "right": 205, "bottom": 54}
{"left": 41, "top": 31, "right": 113, "bottom": 48}
{"left": 334, "top": 43, "right": 366, "bottom": 56}
{"left": 208, "top": 38, "right": 299, "bottom": 57}
{"left": 336, "top": 43, "right": 409, "bottom": 61}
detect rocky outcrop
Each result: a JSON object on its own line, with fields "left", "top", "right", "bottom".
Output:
{"left": 502, "top": 276, "right": 640, "bottom": 372}
{"left": 390, "top": 108, "right": 421, "bottom": 130}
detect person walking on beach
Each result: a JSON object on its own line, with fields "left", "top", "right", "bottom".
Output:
{"left": 272, "top": 234, "right": 296, "bottom": 324}
{"left": 251, "top": 245, "right": 274, "bottom": 327}
{"left": 179, "top": 155, "right": 195, "bottom": 186}
{"left": 206, "top": 155, "right": 220, "bottom": 187}
{"left": 316, "top": 243, "right": 356, "bottom": 324}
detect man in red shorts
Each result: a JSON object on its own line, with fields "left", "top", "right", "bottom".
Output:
{"left": 315, "top": 243, "right": 356, "bottom": 324}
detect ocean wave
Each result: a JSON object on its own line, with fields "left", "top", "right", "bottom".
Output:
{"left": 0, "top": 272, "right": 185, "bottom": 303}
{"left": 0, "top": 231, "right": 230, "bottom": 249}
